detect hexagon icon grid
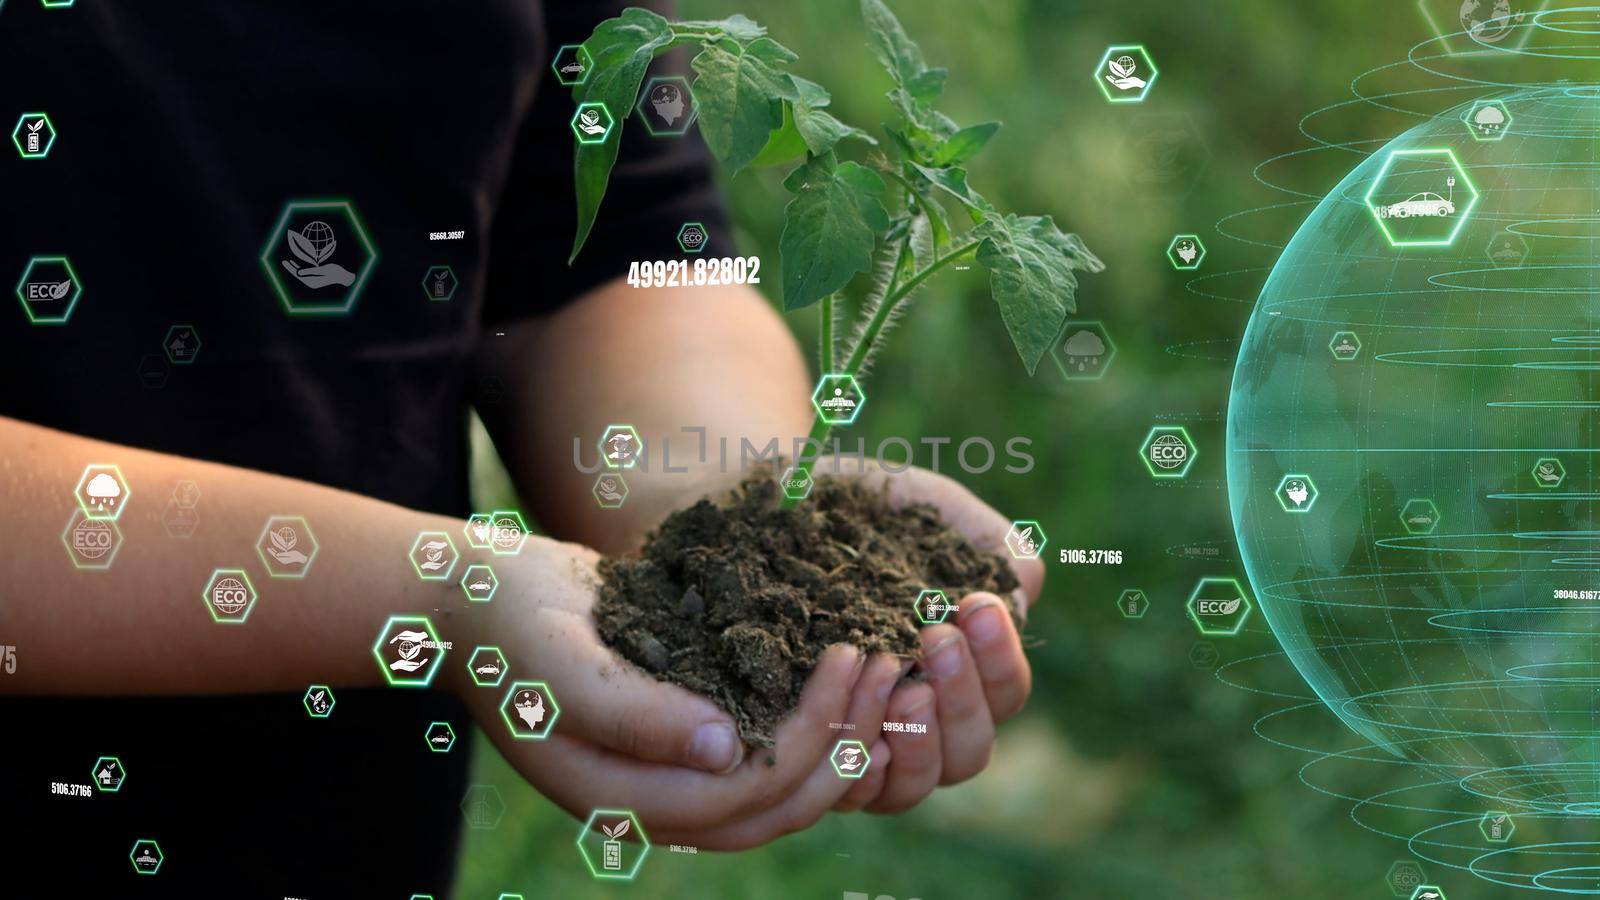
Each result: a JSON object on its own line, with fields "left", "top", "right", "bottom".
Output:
{"left": 598, "top": 424, "right": 643, "bottom": 469}
{"left": 1094, "top": 44, "right": 1158, "bottom": 103}
{"left": 676, "top": 221, "right": 709, "bottom": 253}
{"left": 1464, "top": 99, "right": 1511, "bottom": 142}
{"left": 16, "top": 254, "right": 82, "bottom": 324}
{"left": 422, "top": 265, "right": 458, "bottom": 302}
{"left": 488, "top": 509, "right": 530, "bottom": 556}
{"left": 1532, "top": 457, "right": 1566, "bottom": 489}
{"left": 1005, "top": 520, "right": 1047, "bottom": 560}
{"left": 571, "top": 102, "right": 615, "bottom": 145}
{"left": 1139, "top": 425, "right": 1197, "bottom": 479}
{"left": 468, "top": 645, "right": 509, "bottom": 688}
{"left": 1364, "top": 148, "right": 1479, "bottom": 248}
{"left": 460, "top": 563, "right": 499, "bottom": 603}
{"left": 12, "top": 111, "right": 56, "bottom": 158}
{"left": 257, "top": 515, "right": 319, "bottom": 578}
{"left": 551, "top": 44, "right": 593, "bottom": 86}
{"left": 259, "top": 199, "right": 379, "bottom": 316}
{"left": 1051, "top": 320, "right": 1116, "bottom": 382}
{"left": 812, "top": 374, "right": 866, "bottom": 425}
{"left": 501, "top": 680, "right": 560, "bottom": 740}
{"left": 593, "top": 473, "right": 629, "bottom": 509}
{"left": 1118, "top": 588, "right": 1149, "bottom": 619}
{"left": 1186, "top": 576, "right": 1253, "bottom": 636}
{"left": 1275, "top": 474, "right": 1319, "bottom": 513}
{"left": 830, "top": 738, "right": 872, "bottom": 779}
{"left": 91, "top": 755, "right": 125, "bottom": 792}
{"left": 1479, "top": 810, "right": 1514, "bottom": 843}
{"left": 163, "top": 324, "right": 201, "bottom": 364}
{"left": 577, "top": 808, "right": 650, "bottom": 881}
{"left": 373, "top": 615, "right": 448, "bottom": 688}
{"left": 130, "top": 839, "right": 164, "bottom": 876}
{"left": 779, "top": 466, "right": 813, "bottom": 502}
{"left": 409, "top": 531, "right": 459, "bottom": 580}
{"left": 914, "top": 589, "right": 950, "bottom": 625}
{"left": 425, "top": 721, "right": 457, "bottom": 753}
{"left": 203, "top": 568, "right": 259, "bottom": 624}
{"left": 62, "top": 510, "right": 123, "bottom": 570}
{"left": 637, "top": 76, "right": 698, "bottom": 136}
{"left": 1401, "top": 498, "right": 1441, "bottom": 535}
{"left": 303, "top": 684, "right": 336, "bottom": 718}
{"left": 1166, "top": 234, "right": 1206, "bottom": 270}
{"left": 1329, "top": 330, "right": 1362, "bottom": 361}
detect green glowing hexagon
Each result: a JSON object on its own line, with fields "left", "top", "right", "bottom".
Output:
{"left": 811, "top": 374, "right": 865, "bottom": 425}
{"left": 571, "top": 102, "right": 615, "bottom": 145}
{"left": 1363, "top": 148, "right": 1478, "bottom": 248}
{"left": 91, "top": 756, "right": 125, "bottom": 792}
{"left": 202, "top": 568, "right": 258, "bottom": 624}
{"left": 463, "top": 513, "right": 494, "bottom": 550}
{"left": 637, "top": 76, "right": 698, "bottom": 137}
{"left": 1409, "top": 887, "right": 1447, "bottom": 900}
{"left": 576, "top": 808, "right": 650, "bottom": 881}
{"left": 1328, "top": 330, "right": 1362, "bottom": 361}
{"left": 129, "top": 839, "right": 163, "bottom": 875}
{"left": 593, "top": 473, "right": 628, "bottom": 509}
{"left": 303, "top": 684, "right": 335, "bottom": 718}
{"left": 467, "top": 645, "right": 508, "bottom": 688}
{"left": 1275, "top": 474, "right": 1319, "bottom": 513}
{"left": 425, "top": 721, "right": 457, "bottom": 753}
{"left": 162, "top": 324, "right": 201, "bottom": 364}
{"left": 1479, "top": 810, "right": 1514, "bottom": 843}
{"left": 1093, "top": 44, "right": 1157, "bottom": 103}
{"left": 1532, "top": 457, "right": 1566, "bottom": 489}
{"left": 676, "top": 221, "right": 709, "bottom": 253}
{"left": 500, "top": 680, "right": 560, "bottom": 740}
{"left": 1400, "top": 498, "right": 1440, "bottom": 536}
{"left": 61, "top": 510, "right": 123, "bottom": 570}
{"left": 1117, "top": 588, "right": 1149, "bottom": 619}
{"left": 1386, "top": 860, "right": 1427, "bottom": 897}
{"left": 408, "top": 530, "right": 459, "bottom": 581}
{"left": 460, "top": 564, "right": 499, "bottom": 603}
{"left": 16, "top": 254, "right": 82, "bottom": 325}
{"left": 1464, "top": 99, "right": 1511, "bottom": 142}
{"left": 422, "top": 265, "right": 457, "bottom": 302}
{"left": 598, "top": 424, "right": 643, "bottom": 469}
{"left": 258, "top": 199, "right": 379, "bottom": 317}
{"left": 1166, "top": 234, "right": 1206, "bottom": 270}
{"left": 830, "top": 739, "right": 871, "bottom": 779}
{"left": 1186, "top": 577, "right": 1252, "bottom": 636}
{"left": 256, "top": 515, "right": 319, "bottom": 578}
{"left": 1050, "top": 320, "right": 1116, "bottom": 382}
{"left": 488, "top": 509, "right": 529, "bottom": 556}
{"left": 552, "top": 44, "right": 593, "bottom": 86}
{"left": 914, "top": 589, "right": 950, "bottom": 625}
{"left": 12, "top": 111, "right": 55, "bottom": 158}
{"left": 1005, "top": 519, "right": 1046, "bottom": 560}
{"left": 779, "top": 466, "right": 813, "bottom": 501}
{"left": 1139, "top": 425, "right": 1197, "bottom": 479}
{"left": 373, "top": 615, "right": 448, "bottom": 688}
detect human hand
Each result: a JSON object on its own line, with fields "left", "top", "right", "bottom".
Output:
{"left": 281, "top": 260, "right": 355, "bottom": 289}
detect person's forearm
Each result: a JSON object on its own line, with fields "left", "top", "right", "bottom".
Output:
{"left": 0, "top": 416, "right": 483, "bottom": 696}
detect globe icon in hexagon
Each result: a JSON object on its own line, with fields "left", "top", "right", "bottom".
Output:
{"left": 1227, "top": 86, "right": 1600, "bottom": 813}
{"left": 300, "top": 220, "right": 336, "bottom": 259}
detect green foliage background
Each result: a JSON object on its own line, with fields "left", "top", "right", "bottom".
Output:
{"left": 459, "top": 2, "right": 1436, "bottom": 897}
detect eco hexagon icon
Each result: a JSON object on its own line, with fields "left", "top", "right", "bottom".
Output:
{"left": 1386, "top": 859, "right": 1426, "bottom": 897}
{"left": 1401, "top": 498, "right": 1441, "bottom": 535}
{"left": 1051, "top": 321, "right": 1116, "bottom": 382}
{"left": 676, "top": 221, "right": 710, "bottom": 253}
{"left": 551, "top": 43, "right": 592, "bottom": 86}
{"left": 163, "top": 324, "right": 201, "bottom": 364}
{"left": 16, "top": 255, "right": 82, "bottom": 325}
{"left": 914, "top": 589, "right": 950, "bottom": 625}
{"left": 636, "top": 76, "right": 697, "bottom": 136}
{"left": 1094, "top": 44, "right": 1157, "bottom": 103}
{"left": 1364, "top": 148, "right": 1478, "bottom": 248}
{"left": 1186, "top": 576, "right": 1253, "bottom": 636}
{"left": 259, "top": 199, "right": 379, "bottom": 316}
{"left": 62, "top": 510, "right": 123, "bottom": 570}
{"left": 1532, "top": 457, "right": 1566, "bottom": 489}
{"left": 303, "top": 684, "right": 335, "bottom": 718}
{"left": 422, "top": 265, "right": 458, "bottom": 302}
{"left": 373, "top": 614, "right": 449, "bottom": 688}
{"left": 598, "top": 424, "right": 643, "bottom": 469}
{"left": 425, "top": 721, "right": 457, "bottom": 753}
{"left": 1409, "top": 886, "right": 1448, "bottom": 900}
{"left": 12, "top": 112, "right": 55, "bottom": 158}
{"left": 501, "top": 680, "right": 560, "bottom": 740}
{"left": 91, "top": 756, "right": 126, "bottom": 792}
{"left": 463, "top": 513, "right": 494, "bottom": 550}
{"left": 129, "top": 839, "right": 164, "bottom": 876}
{"left": 812, "top": 374, "right": 865, "bottom": 425}
{"left": 462, "top": 784, "right": 507, "bottom": 830}
{"left": 1140, "top": 425, "right": 1197, "bottom": 479}
{"left": 409, "top": 530, "right": 459, "bottom": 580}
{"left": 1464, "top": 99, "right": 1511, "bottom": 141}
{"left": 1118, "top": 588, "right": 1149, "bottom": 619}
{"left": 488, "top": 509, "right": 529, "bottom": 556}
{"left": 257, "top": 515, "right": 319, "bottom": 578}
{"left": 779, "top": 466, "right": 813, "bottom": 502}
{"left": 1276, "top": 474, "right": 1319, "bottom": 513}
{"left": 830, "top": 739, "right": 871, "bottom": 779}
{"left": 577, "top": 808, "right": 650, "bottom": 881}
{"left": 571, "top": 101, "right": 615, "bottom": 145}
{"left": 1487, "top": 231, "right": 1530, "bottom": 268}
{"left": 467, "top": 645, "right": 508, "bottom": 688}
{"left": 203, "top": 568, "right": 258, "bottom": 624}
{"left": 1329, "top": 330, "right": 1362, "bottom": 361}
{"left": 460, "top": 563, "right": 499, "bottom": 603}
{"left": 1005, "top": 520, "right": 1046, "bottom": 560}
{"left": 1479, "top": 810, "right": 1514, "bottom": 843}
{"left": 593, "top": 473, "right": 628, "bottom": 509}
{"left": 1166, "top": 234, "right": 1206, "bottom": 270}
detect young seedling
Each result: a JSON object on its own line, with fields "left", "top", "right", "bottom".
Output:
{"left": 568, "top": 0, "right": 1102, "bottom": 507}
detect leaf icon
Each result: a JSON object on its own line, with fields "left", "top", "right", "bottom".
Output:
{"left": 271, "top": 526, "right": 298, "bottom": 553}
{"left": 287, "top": 228, "right": 320, "bottom": 265}
{"left": 1108, "top": 57, "right": 1134, "bottom": 80}
{"left": 1218, "top": 598, "right": 1240, "bottom": 615}
{"left": 48, "top": 280, "right": 71, "bottom": 300}
{"left": 603, "top": 819, "right": 631, "bottom": 839}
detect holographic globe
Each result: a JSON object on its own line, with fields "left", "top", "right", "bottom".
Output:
{"left": 1228, "top": 86, "right": 1600, "bottom": 813}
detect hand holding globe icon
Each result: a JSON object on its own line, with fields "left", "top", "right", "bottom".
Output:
{"left": 282, "top": 220, "right": 356, "bottom": 289}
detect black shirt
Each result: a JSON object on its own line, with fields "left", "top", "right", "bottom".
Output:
{"left": 2, "top": 1, "right": 726, "bottom": 895}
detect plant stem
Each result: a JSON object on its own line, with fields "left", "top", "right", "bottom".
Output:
{"left": 779, "top": 236, "right": 983, "bottom": 509}
{"left": 820, "top": 293, "right": 835, "bottom": 373}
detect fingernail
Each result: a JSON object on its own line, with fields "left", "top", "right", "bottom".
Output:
{"left": 689, "top": 722, "right": 744, "bottom": 774}
{"left": 846, "top": 645, "right": 867, "bottom": 685}
{"left": 875, "top": 656, "right": 905, "bottom": 704}
{"left": 927, "top": 634, "right": 965, "bottom": 682}
{"left": 964, "top": 598, "right": 1008, "bottom": 647}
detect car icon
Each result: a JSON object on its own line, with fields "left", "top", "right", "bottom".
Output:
{"left": 1379, "top": 192, "right": 1455, "bottom": 219}
{"left": 476, "top": 662, "right": 501, "bottom": 674}
{"left": 469, "top": 580, "right": 492, "bottom": 591}
{"left": 561, "top": 61, "right": 584, "bottom": 73}
{"left": 432, "top": 734, "right": 451, "bottom": 743}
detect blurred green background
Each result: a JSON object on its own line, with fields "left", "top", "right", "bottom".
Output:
{"left": 458, "top": 2, "right": 1465, "bottom": 897}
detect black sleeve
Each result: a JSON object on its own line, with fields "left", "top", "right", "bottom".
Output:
{"left": 482, "top": 0, "right": 737, "bottom": 325}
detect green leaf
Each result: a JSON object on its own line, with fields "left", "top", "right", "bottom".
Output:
{"left": 931, "top": 121, "right": 999, "bottom": 166}
{"left": 673, "top": 14, "right": 766, "bottom": 44}
{"left": 569, "top": 8, "right": 675, "bottom": 263}
{"left": 909, "top": 161, "right": 987, "bottom": 219}
{"left": 750, "top": 102, "right": 809, "bottom": 168}
{"left": 779, "top": 152, "right": 891, "bottom": 311}
{"left": 790, "top": 76, "right": 875, "bottom": 156}
{"left": 861, "top": 0, "right": 933, "bottom": 92}
{"left": 691, "top": 37, "right": 799, "bottom": 175}
{"left": 974, "top": 214, "right": 1096, "bottom": 375}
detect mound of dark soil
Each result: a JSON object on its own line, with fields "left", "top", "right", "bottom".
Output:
{"left": 596, "top": 471, "right": 1019, "bottom": 747}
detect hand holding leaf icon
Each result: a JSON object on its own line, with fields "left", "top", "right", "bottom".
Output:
{"left": 281, "top": 220, "right": 356, "bottom": 289}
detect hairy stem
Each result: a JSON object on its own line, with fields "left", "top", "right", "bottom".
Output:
{"left": 820, "top": 293, "right": 835, "bottom": 374}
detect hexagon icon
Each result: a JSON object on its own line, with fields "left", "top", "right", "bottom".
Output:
{"left": 812, "top": 374, "right": 865, "bottom": 425}
{"left": 1409, "top": 886, "right": 1448, "bottom": 900}
{"left": 203, "top": 568, "right": 258, "bottom": 624}
{"left": 1140, "top": 425, "right": 1197, "bottom": 479}
{"left": 593, "top": 473, "right": 628, "bottom": 509}
{"left": 467, "top": 645, "right": 508, "bottom": 688}
{"left": 1465, "top": 99, "right": 1511, "bottom": 141}
{"left": 373, "top": 615, "right": 449, "bottom": 688}
{"left": 1118, "top": 588, "right": 1149, "bottom": 619}
{"left": 501, "top": 680, "right": 560, "bottom": 740}
{"left": 830, "top": 739, "right": 871, "bottom": 779}
{"left": 62, "top": 510, "right": 123, "bottom": 570}
{"left": 598, "top": 424, "right": 643, "bottom": 469}
{"left": 1005, "top": 520, "right": 1046, "bottom": 560}
{"left": 129, "top": 839, "right": 164, "bottom": 876}
{"left": 257, "top": 516, "right": 319, "bottom": 578}
{"left": 1533, "top": 457, "right": 1566, "bottom": 489}
{"left": 1166, "top": 234, "right": 1205, "bottom": 270}
{"left": 91, "top": 756, "right": 126, "bottom": 792}
{"left": 1276, "top": 474, "right": 1319, "bottom": 513}
{"left": 163, "top": 324, "right": 201, "bottom": 364}
{"left": 173, "top": 479, "right": 201, "bottom": 508}
{"left": 1480, "top": 810, "right": 1514, "bottom": 843}
{"left": 914, "top": 589, "right": 950, "bottom": 625}
{"left": 1364, "top": 148, "right": 1479, "bottom": 248}
{"left": 422, "top": 265, "right": 457, "bottom": 301}
{"left": 1051, "top": 321, "right": 1116, "bottom": 382}
{"left": 637, "top": 76, "right": 697, "bottom": 136}
{"left": 259, "top": 199, "right": 379, "bottom": 316}
{"left": 161, "top": 501, "right": 199, "bottom": 539}
{"left": 303, "top": 684, "right": 335, "bottom": 718}
{"left": 577, "top": 808, "right": 650, "bottom": 881}
{"left": 1188, "top": 641, "right": 1219, "bottom": 669}
{"left": 460, "top": 564, "right": 499, "bottom": 603}
{"left": 779, "top": 466, "right": 813, "bottom": 502}
{"left": 136, "top": 354, "right": 170, "bottom": 390}
{"left": 488, "top": 509, "right": 529, "bottom": 556}
{"left": 1329, "top": 330, "right": 1362, "bottom": 361}
{"left": 1386, "top": 859, "right": 1426, "bottom": 897}
{"left": 15, "top": 254, "right": 82, "bottom": 325}
{"left": 425, "top": 721, "right": 457, "bottom": 753}
{"left": 1401, "top": 498, "right": 1440, "bottom": 535}
{"left": 409, "top": 531, "right": 459, "bottom": 580}
{"left": 12, "top": 112, "right": 55, "bottom": 158}
{"left": 1487, "top": 231, "right": 1530, "bottom": 268}
{"left": 571, "top": 102, "right": 615, "bottom": 145}
{"left": 1094, "top": 44, "right": 1157, "bottom": 103}
{"left": 462, "top": 784, "right": 507, "bottom": 830}
{"left": 1186, "top": 577, "right": 1253, "bottom": 636}
{"left": 551, "top": 44, "right": 593, "bottom": 86}
{"left": 676, "top": 221, "right": 709, "bottom": 254}
{"left": 463, "top": 513, "right": 494, "bottom": 550}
